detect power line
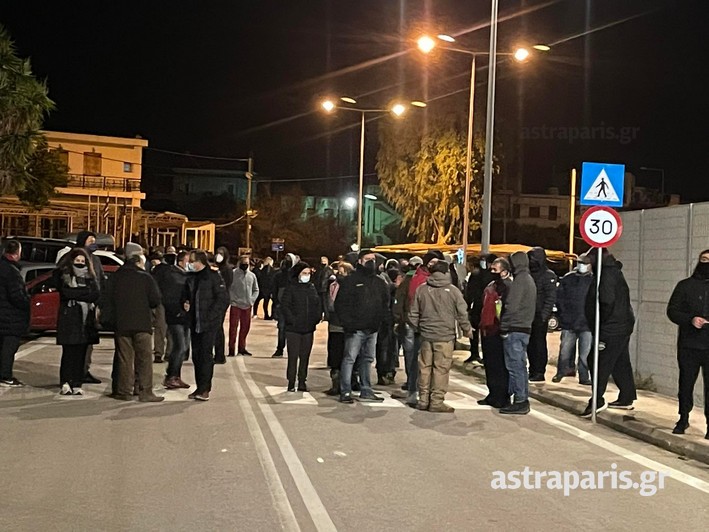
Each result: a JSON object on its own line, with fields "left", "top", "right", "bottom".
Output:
{"left": 145, "top": 147, "right": 250, "bottom": 162}
{"left": 255, "top": 172, "right": 376, "bottom": 183}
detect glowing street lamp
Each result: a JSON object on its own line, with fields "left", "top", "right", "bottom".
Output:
{"left": 513, "top": 47, "right": 530, "bottom": 62}
{"left": 391, "top": 103, "right": 407, "bottom": 117}
{"left": 417, "top": 35, "right": 436, "bottom": 54}
{"left": 321, "top": 99, "right": 336, "bottom": 112}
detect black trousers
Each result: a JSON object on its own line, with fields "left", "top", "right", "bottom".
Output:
{"left": 376, "top": 321, "right": 396, "bottom": 376}
{"left": 470, "top": 328, "right": 480, "bottom": 358}
{"left": 587, "top": 334, "right": 637, "bottom": 404}
{"left": 327, "top": 331, "right": 345, "bottom": 370}
{"left": 286, "top": 332, "right": 313, "bottom": 386}
{"left": 0, "top": 335, "right": 21, "bottom": 380}
{"left": 192, "top": 329, "right": 216, "bottom": 393}
{"left": 527, "top": 319, "right": 549, "bottom": 376}
{"left": 481, "top": 334, "right": 510, "bottom": 407}
{"left": 677, "top": 347, "right": 709, "bottom": 421}
{"left": 254, "top": 293, "right": 272, "bottom": 319}
{"left": 275, "top": 307, "right": 287, "bottom": 352}
{"left": 61, "top": 343, "right": 88, "bottom": 388}
{"left": 214, "top": 321, "right": 226, "bottom": 363}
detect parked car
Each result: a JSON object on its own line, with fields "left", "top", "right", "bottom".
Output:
{"left": 55, "top": 247, "right": 124, "bottom": 268}
{"left": 0, "top": 236, "right": 73, "bottom": 263}
{"left": 25, "top": 264, "right": 120, "bottom": 332}
{"left": 18, "top": 261, "right": 57, "bottom": 283}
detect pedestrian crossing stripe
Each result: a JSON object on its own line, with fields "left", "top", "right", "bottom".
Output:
{"left": 583, "top": 168, "right": 620, "bottom": 203}
{"left": 265, "top": 386, "right": 319, "bottom": 405}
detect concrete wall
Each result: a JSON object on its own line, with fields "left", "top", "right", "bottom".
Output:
{"left": 612, "top": 203, "right": 709, "bottom": 405}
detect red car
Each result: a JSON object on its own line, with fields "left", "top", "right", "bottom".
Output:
{"left": 26, "top": 265, "right": 119, "bottom": 332}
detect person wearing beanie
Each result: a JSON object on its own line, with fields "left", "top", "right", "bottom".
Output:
{"left": 465, "top": 254, "right": 498, "bottom": 366}
{"left": 271, "top": 253, "right": 297, "bottom": 357}
{"left": 526, "top": 247, "right": 558, "bottom": 382}
{"left": 280, "top": 262, "right": 322, "bottom": 391}
{"left": 228, "top": 255, "right": 259, "bottom": 357}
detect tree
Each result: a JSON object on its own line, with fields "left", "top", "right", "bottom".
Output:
{"left": 0, "top": 25, "right": 54, "bottom": 194}
{"left": 376, "top": 110, "right": 499, "bottom": 245}
{"left": 17, "top": 137, "right": 68, "bottom": 208}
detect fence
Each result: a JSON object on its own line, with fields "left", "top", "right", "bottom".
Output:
{"left": 612, "top": 203, "right": 709, "bottom": 406}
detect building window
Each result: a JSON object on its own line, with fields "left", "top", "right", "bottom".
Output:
{"left": 83, "top": 152, "right": 102, "bottom": 176}
{"left": 123, "top": 162, "right": 133, "bottom": 173}
{"left": 548, "top": 206, "right": 558, "bottom": 221}
{"left": 512, "top": 204, "right": 520, "bottom": 219}
{"left": 529, "top": 206, "right": 540, "bottom": 218}
{"left": 53, "top": 148, "right": 69, "bottom": 170}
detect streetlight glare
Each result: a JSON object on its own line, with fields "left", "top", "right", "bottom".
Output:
{"left": 391, "top": 103, "right": 407, "bottom": 117}
{"left": 411, "top": 100, "right": 427, "bottom": 108}
{"left": 417, "top": 35, "right": 436, "bottom": 54}
{"left": 533, "top": 44, "right": 551, "bottom": 52}
{"left": 513, "top": 48, "right": 530, "bottom": 62}
{"left": 344, "top": 197, "right": 357, "bottom": 209}
{"left": 364, "top": 194, "right": 377, "bottom": 200}
{"left": 340, "top": 96, "right": 357, "bottom": 104}
{"left": 437, "top": 34, "right": 456, "bottom": 43}
{"left": 321, "top": 99, "right": 336, "bottom": 112}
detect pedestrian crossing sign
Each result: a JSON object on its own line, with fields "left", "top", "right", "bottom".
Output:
{"left": 580, "top": 162, "right": 625, "bottom": 207}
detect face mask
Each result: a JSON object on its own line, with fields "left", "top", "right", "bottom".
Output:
{"left": 216, "top": 253, "right": 224, "bottom": 263}
{"left": 300, "top": 274, "right": 311, "bottom": 284}
{"left": 363, "top": 260, "right": 376, "bottom": 272}
{"left": 480, "top": 259, "right": 487, "bottom": 270}
{"left": 239, "top": 263, "right": 249, "bottom": 271}
{"left": 73, "top": 263, "right": 87, "bottom": 277}
{"left": 490, "top": 271, "right": 501, "bottom": 281}
{"left": 87, "top": 243, "right": 98, "bottom": 253}
{"left": 321, "top": 261, "right": 327, "bottom": 266}
{"left": 186, "top": 263, "right": 195, "bottom": 272}
{"left": 696, "top": 262, "right": 709, "bottom": 278}
{"left": 577, "top": 264, "right": 590, "bottom": 274}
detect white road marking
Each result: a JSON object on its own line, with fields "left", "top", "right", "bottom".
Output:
{"left": 265, "top": 386, "right": 319, "bottom": 405}
{"left": 444, "top": 391, "right": 493, "bottom": 411}
{"left": 449, "top": 375, "right": 709, "bottom": 494}
{"left": 238, "top": 357, "right": 337, "bottom": 532}
{"left": 16, "top": 343, "right": 49, "bottom": 358}
{"left": 225, "top": 362, "right": 301, "bottom": 532}
{"left": 359, "top": 390, "right": 404, "bottom": 408}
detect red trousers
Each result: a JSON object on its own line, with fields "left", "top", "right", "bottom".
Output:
{"left": 229, "top": 306, "right": 252, "bottom": 355}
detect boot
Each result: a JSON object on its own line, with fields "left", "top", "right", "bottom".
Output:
{"left": 376, "top": 374, "right": 387, "bottom": 386}
{"left": 672, "top": 415, "right": 690, "bottom": 434}
{"left": 429, "top": 403, "right": 455, "bottom": 413}
{"left": 325, "top": 370, "right": 340, "bottom": 396}
{"left": 405, "top": 391, "right": 419, "bottom": 406}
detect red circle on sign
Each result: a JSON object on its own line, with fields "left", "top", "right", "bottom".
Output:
{"left": 579, "top": 206, "right": 623, "bottom": 248}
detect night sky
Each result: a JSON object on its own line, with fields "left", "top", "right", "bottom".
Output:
{"left": 1, "top": 0, "right": 707, "bottom": 201}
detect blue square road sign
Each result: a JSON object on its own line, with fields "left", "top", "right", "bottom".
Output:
{"left": 580, "top": 162, "right": 625, "bottom": 207}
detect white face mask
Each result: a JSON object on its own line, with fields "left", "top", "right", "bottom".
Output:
{"left": 578, "top": 264, "right": 590, "bottom": 274}
{"left": 216, "top": 253, "right": 224, "bottom": 263}
{"left": 186, "top": 262, "right": 195, "bottom": 272}
{"left": 480, "top": 259, "right": 487, "bottom": 270}
{"left": 300, "top": 274, "right": 311, "bottom": 284}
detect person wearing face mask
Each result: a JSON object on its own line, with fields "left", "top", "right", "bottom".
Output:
{"left": 253, "top": 257, "right": 275, "bottom": 320}
{"left": 163, "top": 246, "right": 178, "bottom": 266}
{"left": 552, "top": 254, "right": 594, "bottom": 385}
{"left": 478, "top": 258, "right": 513, "bottom": 408}
{"left": 376, "top": 259, "right": 401, "bottom": 385}
{"left": 213, "top": 246, "right": 233, "bottom": 364}
{"left": 312, "top": 256, "right": 334, "bottom": 311}
{"left": 526, "top": 247, "right": 558, "bottom": 382}
{"left": 271, "top": 254, "right": 298, "bottom": 357}
{"left": 74, "top": 231, "right": 106, "bottom": 385}
{"left": 334, "top": 250, "right": 390, "bottom": 403}
{"left": 324, "top": 261, "right": 354, "bottom": 395}
{"left": 465, "top": 254, "right": 497, "bottom": 366}
{"left": 280, "top": 262, "right": 322, "bottom": 391}
{"left": 667, "top": 249, "right": 709, "bottom": 439}
{"left": 228, "top": 255, "right": 259, "bottom": 357}
{"left": 55, "top": 248, "right": 100, "bottom": 395}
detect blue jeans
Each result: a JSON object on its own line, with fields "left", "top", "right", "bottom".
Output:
{"left": 557, "top": 330, "right": 592, "bottom": 382}
{"left": 166, "top": 324, "right": 188, "bottom": 378}
{"left": 340, "top": 330, "right": 378, "bottom": 396}
{"left": 503, "top": 332, "right": 530, "bottom": 403}
{"left": 401, "top": 324, "right": 421, "bottom": 393}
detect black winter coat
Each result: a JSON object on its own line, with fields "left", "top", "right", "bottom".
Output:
{"left": 183, "top": 267, "right": 230, "bottom": 333}
{"left": 528, "top": 247, "right": 558, "bottom": 323}
{"left": 272, "top": 267, "right": 291, "bottom": 306}
{"left": 0, "top": 255, "right": 30, "bottom": 336}
{"left": 465, "top": 267, "right": 494, "bottom": 326}
{"left": 556, "top": 271, "right": 593, "bottom": 331}
{"left": 56, "top": 271, "right": 100, "bottom": 345}
{"left": 585, "top": 257, "right": 635, "bottom": 340}
{"left": 156, "top": 265, "right": 189, "bottom": 326}
{"left": 334, "top": 266, "right": 389, "bottom": 333}
{"left": 101, "top": 262, "right": 161, "bottom": 334}
{"left": 281, "top": 281, "right": 322, "bottom": 333}
{"left": 257, "top": 265, "right": 275, "bottom": 295}
{"left": 218, "top": 263, "right": 234, "bottom": 291}
{"left": 667, "top": 270, "right": 709, "bottom": 350}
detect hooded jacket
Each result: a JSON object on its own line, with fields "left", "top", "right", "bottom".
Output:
{"left": 272, "top": 253, "right": 298, "bottom": 307}
{"left": 102, "top": 260, "right": 161, "bottom": 335}
{"left": 584, "top": 253, "right": 635, "bottom": 340}
{"left": 183, "top": 266, "right": 230, "bottom": 333}
{"left": 216, "top": 247, "right": 233, "bottom": 290}
{"left": 155, "top": 264, "right": 189, "bottom": 326}
{"left": 230, "top": 266, "right": 259, "bottom": 308}
{"left": 667, "top": 262, "right": 709, "bottom": 350}
{"left": 281, "top": 279, "right": 322, "bottom": 334}
{"left": 556, "top": 269, "right": 593, "bottom": 331}
{"left": 527, "top": 247, "right": 558, "bottom": 323}
{"left": 409, "top": 271, "right": 472, "bottom": 342}
{"left": 334, "top": 265, "right": 389, "bottom": 333}
{"left": 0, "top": 255, "right": 30, "bottom": 337}
{"left": 500, "top": 252, "right": 537, "bottom": 334}
{"left": 392, "top": 269, "right": 416, "bottom": 325}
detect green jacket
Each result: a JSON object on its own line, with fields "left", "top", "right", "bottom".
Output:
{"left": 409, "top": 272, "right": 472, "bottom": 342}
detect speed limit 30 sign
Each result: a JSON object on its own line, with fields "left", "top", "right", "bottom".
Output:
{"left": 580, "top": 206, "right": 623, "bottom": 247}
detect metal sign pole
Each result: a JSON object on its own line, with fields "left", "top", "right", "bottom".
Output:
{"left": 591, "top": 246, "right": 603, "bottom": 423}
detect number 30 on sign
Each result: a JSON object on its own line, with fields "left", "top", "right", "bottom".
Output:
{"left": 579, "top": 206, "right": 623, "bottom": 247}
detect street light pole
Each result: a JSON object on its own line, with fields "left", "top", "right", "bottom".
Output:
{"left": 481, "top": 0, "right": 499, "bottom": 255}
{"left": 462, "top": 55, "right": 476, "bottom": 261}
{"left": 357, "top": 111, "right": 365, "bottom": 249}
{"left": 245, "top": 157, "right": 253, "bottom": 251}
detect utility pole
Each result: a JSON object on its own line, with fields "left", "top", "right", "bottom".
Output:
{"left": 245, "top": 157, "right": 254, "bottom": 251}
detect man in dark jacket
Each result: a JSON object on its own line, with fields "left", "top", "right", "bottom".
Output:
{"left": 527, "top": 247, "right": 558, "bottom": 382}
{"left": 75, "top": 230, "right": 105, "bottom": 384}
{"left": 150, "top": 250, "right": 170, "bottom": 363}
{"left": 254, "top": 257, "right": 275, "bottom": 320}
{"left": 182, "top": 249, "right": 230, "bottom": 401}
{"left": 271, "top": 253, "right": 297, "bottom": 357}
{"left": 553, "top": 255, "right": 594, "bottom": 384}
{"left": 103, "top": 243, "right": 164, "bottom": 402}
{"left": 499, "top": 251, "right": 537, "bottom": 415}
{"left": 0, "top": 240, "right": 30, "bottom": 387}
{"left": 312, "top": 256, "right": 334, "bottom": 310}
{"left": 667, "top": 249, "right": 709, "bottom": 439}
{"left": 335, "top": 250, "right": 389, "bottom": 403}
{"left": 583, "top": 248, "right": 636, "bottom": 418}
{"left": 465, "top": 254, "right": 497, "bottom": 365}
{"left": 213, "top": 246, "right": 233, "bottom": 363}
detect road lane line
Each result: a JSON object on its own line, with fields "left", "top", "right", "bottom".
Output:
{"left": 449, "top": 376, "right": 709, "bottom": 494}
{"left": 225, "top": 362, "right": 301, "bottom": 532}
{"left": 16, "top": 343, "right": 49, "bottom": 358}
{"left": 237, "top": 357, "right": 337, "bottom": 532}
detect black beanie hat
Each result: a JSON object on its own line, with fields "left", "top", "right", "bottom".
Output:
{"left": 422, "top": 249, "right": 444, "bottom": 266}
{"left": 292, "top": 261, "right": 310, "bottom": 277}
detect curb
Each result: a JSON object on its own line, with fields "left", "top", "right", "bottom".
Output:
{"left": 451, "top": 357, "right": 709, "bottom": 466}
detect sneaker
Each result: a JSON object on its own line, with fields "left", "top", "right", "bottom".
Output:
{"left": 60, "top": 383, "right": 73, "bottom": 395}
{"left": 529, "top": 374, "right": 545, "bottom": 382}
{"left": 164, "top": 377, "right": 181, "bottom": 390}
{"left": 376, "top": 375, "right": 387, "bottom": 386}
{"left": 551, "top": 374, "right": 564, "bottom": 383}
{"left": 227, "top": 352, "right": 236, "bottom": 357}
{"left": 0, "top": 377, "right": 25, "bottom": 387}
{"left": 580, "top": 399, "right": 607, "bottom": 418}
{"left": 194, "top": 391, "right": 210, "bottom": 401}
{"left": 405, "top": 392, "right": 419, "bottom": 406}
{"left": 287, "top": 386, "right": 296, "bottom": 393}
{"left": 176, "top": 378, "right": 191, "bottom": 389}
{"left": 153, "top": 356, "right": 163, "bottom": 364}
{"left": 390, "top": 389, "right": 409, "bottom": 399}
{"left": 139, "top": 394, "right": 165, "bottom": 403}
{"left": 500, "top": 400, "right": 531, "bottom": 415}
{"left": 71, "top": 387, "right": 84, "bottom": 396}
{"left": 672, "top": 418, "right": 689, "bottom": 434}
{"left": 271, "top": 351, "right": 283, "bottom": 358}
{"left": 608, "top": 400, "right": 634, "bottom": 410}
{"left": 239, "top": 350, "right": 253, "bottom": 357}
{"left": 579, "top": 380, "right": 593, "bottom": 386}
{"left": 429, "top": 403, "right": 455, "bottom": 413}
{"left": 339, "top": 393, "right": 354, "bottom": 404}
{"left": 110, "top": 393, "right": 133, "bottom": 401}
{"left": 297, "top": 384, "right": 308, "bottom": 392}
{"left": 415, "top": 402, "right": 429, "bottom": 411}
{"left": 188, "top": 390, "right": 199, "bottom": 399}
{"left": 83, "top": 372, "right": 102, "bottom": 384}
{"left": 214, "top": 358, "right": 227, "bottom": 365}
{"left": 477, "top": 398, "right": 490, "bottom": 406}
{"left": 357, "top": 393, "right": 384, "bottom": 403}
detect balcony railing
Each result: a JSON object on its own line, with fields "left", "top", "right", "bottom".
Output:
{"left": 64, "top": 174, "right": 139, "bottom": 192}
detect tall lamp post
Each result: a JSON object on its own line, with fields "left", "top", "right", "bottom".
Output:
{"left": 417, "top": 34, "right": 540, "bottom": 258}
{"left": 321, "top": 97, "right": 425, "bottom": 249}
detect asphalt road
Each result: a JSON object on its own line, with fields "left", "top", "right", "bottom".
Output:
{"left": 2, "top": 320, "right": 708, "bottom": 531}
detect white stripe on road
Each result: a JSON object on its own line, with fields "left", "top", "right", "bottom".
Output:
{"left": 225, "top": 362, "right": 301, "bottom": 532}
{"left": 265, "top": 386, "right": 319, "bottom": 405}
{"left": 237, "top": 357, "right": 338, "bottom": 532}
{"left": 449, "top": 376, "right": 709, "bottom": 494}
{"left": 16, "top": 343, "right": 49, "bottom": 358}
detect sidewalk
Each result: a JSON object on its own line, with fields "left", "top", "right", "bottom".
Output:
{"left": 453, "top": 337, "right": 709, "bottom": 465}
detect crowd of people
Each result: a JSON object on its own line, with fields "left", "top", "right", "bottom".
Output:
{"left": 0, "top": 234, "right": 708, "bottom": 437}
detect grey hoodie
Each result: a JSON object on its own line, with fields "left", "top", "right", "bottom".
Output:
{"left": 409, "top": 271, "right": 472, "bottom": 342}
{"left": 500, "top": 252, "right": 537, "bottom": 334}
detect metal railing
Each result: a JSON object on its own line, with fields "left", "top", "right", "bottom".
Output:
{"left": 64, "top": 174, "right": 139, "bottom": 192}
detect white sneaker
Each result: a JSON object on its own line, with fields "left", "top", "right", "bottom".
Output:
{"left": 60, "top": 383, "right": 72, "bottom": 395}
{"left": 71, "top": 387, "right": 84, "bottom": 396}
